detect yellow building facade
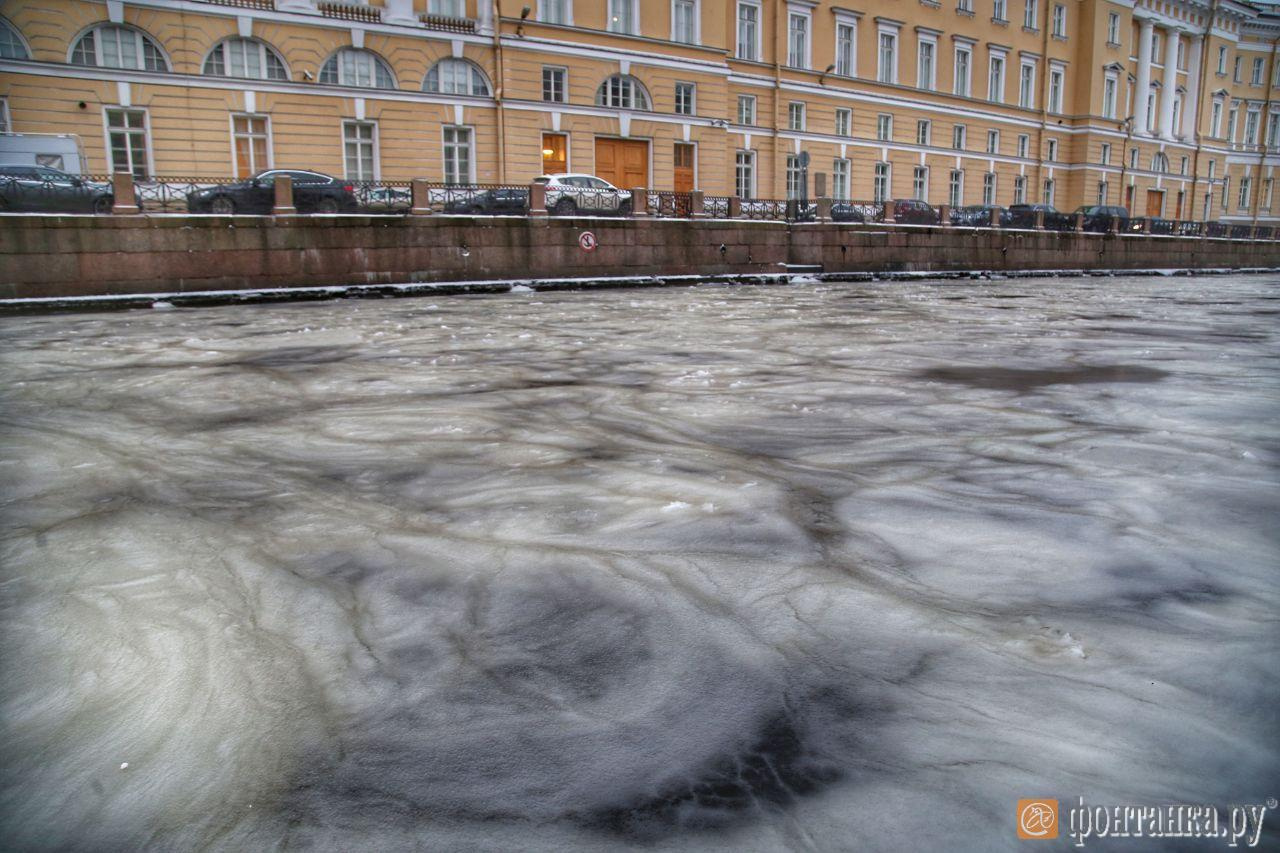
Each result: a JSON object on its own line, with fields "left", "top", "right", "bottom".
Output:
{"left": 2, "top": 0, "right": 1280, "bottom": 221}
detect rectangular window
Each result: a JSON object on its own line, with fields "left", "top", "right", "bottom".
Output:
{"left": 1228, "top": 106, "right": 1239, "bottom": 142}
{"left": 736, "top": 2, "right": 759, "bottom": 61}
{"left": 948, "top": 169, "right": 963, "bottom": 207}
{"left": 673, "top": 0, "right": 697, "bottom": 44}
{"left": 430, "top": 0, "right": 464, "bottom": 15}
{"left": 541, "top": 132, "right": 567, "bottom": 173}
{"left": 441, "top": 125, "right": 470, "bottom": 185}
{"left": 1246, "top": 110, "right": 1260, "bottom": 145}
{"left": 873, "top": 162, "right": 890, "bottom": 202}
{"left": 1211, "top": 100, "right": 1223, "bottom": 136}
{"left": 835, "top": 108, "right": 852, "bottom": 137}
{"left": 788, "top": 12, "right": 809, "bottom": 69}
{"left": 987, "top": 129, "right": 1000, "bottom": 154}
{"left": 231, "top": 114, "right": 269, "bottom": 178}
{"left": 675, "top": 82, "right": 695, "bottom": 116}
{"left": 1103, "top": 75, "right": 1117, "bottom": 118}
{"left": 737, "top": 94, "right": 756, "bottom": 125}
{"left": 1096, "top": 181, "right": 1108, "bottom": 205}
{"left": 1013, "top": 174, "right": 1026, "bottom": 204}
{"left": 918, "top": 39, "right": 935, "bottom": 90}
{"left": 1177, "top": 39, "right": 1186, "bottom": 70}
{"left": 877, "top": 113, "right": 893, "bottom": 141}
{"left": 1180, "top": 155, "right": 1189, "bottom": 175}
{"left": 1238, "top": 176, "right": 1251, "bottom": 209}
{"left": 954, "top": 46, "right": 972, "bottom": 96}
{"left": 786, "top": 154, "right": 804, "bottom": 200}
{"left": 1265, "top": 177, "right": 1274, "bottom": 210}
{"left": 1051, "top": 4, "right": 1065, "bottom": 37}
{"left": 983, "top": 171, "right": 996, "bottom": 205}
{"left": 1222, "top": 175, "right": 1230, "bottom": 207}
{"left": 1046, "top": 138, "right": 1058, "bottom": 161}
{"left": 1234, "top": 56, "right": 1242, "bottom": 83}
{"left": 608, "top": 0, "right": 637, "bottom": 34}
{"left": 106, "top": 107, "right": 149, "bottom": 179}
{"left": 1268, "top": 113, "right": 1280, "bottom": 147}
{"left": 1252, "top": 57, "right": 1264, "bottom": 86}
{"left": 836, "top": 22, "right": 856, "bottom": 76}
{"left": 735, "top": 149, "right": 755, "bottom": 198}
{"left": 993, "top": 0, "right": 1007, "bottom": 22}
{"left": 539, "top": 0, "right": 568, "bottom": 25}
{"left": 1129, "top": 147, "right": 1138, "bottom": 169}
{"left": 1024, "top": 0, "right": 1038, "bottom": 29}
{"left": 833, "top": 158, "right": 850, "bottom": 200}
{"left": 542, "top": 66, "right": 566, "bottom": 102}
{"left": 912, "top": 166, "right": 928, "bottom": 200}
{"left": 953, "top": 124, "right": 966, "bottom": 149}
{"left": 1218, "top": 46, "right": 1227, "bottom": 75}
{"left": 1100, "top": 142, "right": 1111, "bottom": 164}
{"left": 1048, "top": 67, "right": 1064, "bottom": 113}
{"left": 788, "top": 102, "right": 806, "bottom": 131}
{"left": 1019, "top": 62, "right": 1035, "bottom": 108}
{"left": 916, "top": 119, "right": 931, "bottom": 146}
{"left": 0, "top": 99, "right": 9, "bottom": 134}
{"left": 988, "top": 54, "right": 1005, "bottom": 102}
{"left": 1017, "top": 133, "right": 1029, "bottom": 158}
{"left": 1042, "top": 178, "right": 1055, "bottom": 206}
{"left": 344, "top": 120, "right": 377, "bottom": 181}
{"left": 878, "top": 31, "right": 898, "bottom": 84}
{"left": 1107, "top": 12, "right": 1118, "bottom": 43}
{"left": 958, "top": 0, "right": 973, "bottom": 12}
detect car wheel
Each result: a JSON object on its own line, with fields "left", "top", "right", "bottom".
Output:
{"left": 210, "top": 196, "right": 236, "bottom": 215}
{"left": 315, "top": 198, "right": 340, "bottom": 214}
{"left": 553, "top": 198, "right": 577, "bottom": 216}
{"left": 92, "top": 196, "right": 113, "bottom": 215}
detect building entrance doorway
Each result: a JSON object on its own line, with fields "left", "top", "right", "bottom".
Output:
{"left": 1145, "top": 189, "right": 1165, "bottom": 218}
{"left": 673, "top": 143, "right": 695, "bottom": 192}
{"left": 595, "top": 138, "right": 648, "bottom": 190}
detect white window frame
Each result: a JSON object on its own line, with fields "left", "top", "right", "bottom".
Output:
{"left": 1246, "top": 109, "right": 1261, "bottom": 145}
{"left": 671, "top": 0, "right": 699, "bottom": 45}
{"left": 876, "top": 113, "right": 893, "bottom": 141}
{"left": 736, "top": 1, "right": 762, "bottom": 62}
{"left": 1100, "top": 141, "right": 1111, "bottom": 164}
{"left": 1106, "top": 12, "right": 1119, "bottom": 44}
{"left": 1102, "top": 72, "right": 1117, "bottom": 118}
{"left": 787, "top": 6, "right": 811, "bottom": 70}
{"left": 918, "top": 35, "right": 937, "bottom": 91}
{"left": 1042, "top": 178, "right": 1055, "bottom": 206}
{"left": 948, "top": 169, "right": 963, "bottom": 206}
{"left": 833, "top": 158, "right": 850, "bottom": 200}
{"left": 1252, "top": 57, "right": 1264, "bottom": 86}
{"left": 735, "top": 148, "right": 756, "bottom": 198}
{"left": 1211, "top": 99, "right": 1223, "bottom": 137}
{"left": 873, "top": 161, "right": 891, "bottom": 203}
{"left": 1217, "top": 46, "right": 1227, "bottom": 75}
{"left": 737, "top": 94, "right": 756, "bottom": 125}
{"left": 538, "top": 0, "right": 573, "bottom": 25}
{"left": 993, "top": 0, "right": 1008, "bottom": 23}
{"left": 785, "top": 153, "right": 804, "bottom": 199}
{"left": 1016, "top": 133, "right": 1029, "bottom": 157}
{"left": 542, "top": 65, "right": 567, "bottom": 102}
{"left": 440, "top": 124, "right": 472, "bottom": 185}
{"left": 343, "top": 119, "right": 379, "bottom": 181}
{"left": 1019, "top": 59, "right": 1036, "bottom": 109}
{"left": 953, "top": 124, "right": 967, "bottom": 149}
{"left": 674, "top": 81, "right": 696, "bottom": 116}
{"left": 983, "top": 171, "right": 996, "bottom": 205}
{"left": 0, "top": 98, "right": 9, "bottom": 134}
{"left": 835, "top": 16, "right": 857, "bottom": 77}
{"left": 835, "top": 108, "right": 852, "bottom": 137}
{"left": 916, "top": 118, "right": 931, "bottom": 146}
{"left": 1096, "top": 180, "right": 1107, "bottom": 205}
{"left": 1051, "top": 3, "right": 1066, "bottom": 37}
{"left": 877, "top": 26, "right": 899, "bottom": 85}
{"left": 1238, "top": 175, "right": 1251, "bottom": 209}
{"left": 102, "top": 106, "right": 153, "bottom": 179}
{"left": 1013, "top": 174, "right": 1026, "bottom": 204}
{"left": 229, "top": 113, "right": 272, "bottom": 177}
{"left": 1025, "top": 0, "right": 1038, "bottom": 30}
{"left": 912, "top": 165, "right": 929, "bottom": 201}
{"left": 1046, "top": 137, "right": 1058, "bottom": 161}
{"left": 1048, "top": 63, "right": 1065, "bottom": 114}
{"left": 987, "top": 128, "right": 1000, "bottom": 154}
{"left": 607, "top": 0, "right": 640, "bottom": 35}
{"left": 203, "top": 38, "right": 288, "bottom": 81}
{"left": 954, "top": 44, "right": 973, "bottom": 97}
{"left": 71, "top": 24, "right": 170, "bottom": 72}
{"left": 788, "top": 101, "right": 806, "bottom": 131}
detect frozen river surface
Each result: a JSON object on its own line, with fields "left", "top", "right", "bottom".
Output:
{"left": 1, "top": 275, "right": 1278, "bottom": 851}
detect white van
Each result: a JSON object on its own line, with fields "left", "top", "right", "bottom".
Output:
{"left": 0, "top": 133, "right": 88, "bottom": 175}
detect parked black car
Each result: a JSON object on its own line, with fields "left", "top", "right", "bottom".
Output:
{"left": 443, "top": 188, "right": 529, "bottom": 215}
{"left": 186, "top": 169, "right": 358, "bottom": 214}
{"left": 890, "top": 198, "right": 941, "bottom": 224}
{"left": 950, "top": 204, "right": 1009, "bottom": 227}
{"left": 1073, "top": 204, "right": 1129, "bottom": 233}
{"left": 1007, "top": 203, "right": 1072, "bottom": 230}
{"left": 0, "top": 165, "right": 113, "bottom": 213}
{"left": 831, "top": 202, "right": 868, "bottom": 223}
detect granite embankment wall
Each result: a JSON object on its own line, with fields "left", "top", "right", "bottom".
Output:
{"left": 2, "top": 214, "right": 1279, "bottom": 300}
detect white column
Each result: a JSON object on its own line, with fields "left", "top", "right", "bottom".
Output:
{"left": 1160, "top": 27, "right": 1182, "bottom": 139}
{"left": 1182, "top": 34, "right": 1203, "bottom": 138}
{"left": 478, "top": 0, "right": 494, "bottom": 34}
{"left": 1134, "top": 18, "right": 1156, "bottom": 133}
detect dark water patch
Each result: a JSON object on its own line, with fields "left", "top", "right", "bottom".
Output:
{"left": 224, "top": 346, "right": 356, "bottom": 369}
{"left": 918, "top": 364, "right": 1169, "bottom": 391}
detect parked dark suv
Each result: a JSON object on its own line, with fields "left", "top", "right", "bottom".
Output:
{"left": 890, "top": 198, "right": 941, "bottom": 224}
{"left": 1073, "top": 205, "right": 1129, "bottom": 233}
{"left": 0, "top": 165, "right": 113, "bottom": 213}
{"left": 186, "top": 169, "right": 358, "bottom": 214}
{"left": 950, "top": 204, "right": 1010, "bottom": 227}
{"left": 1007, "top": 203, "right": 1072, "bottom": 230}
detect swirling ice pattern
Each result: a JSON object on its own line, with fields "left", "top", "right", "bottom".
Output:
{"left": 0, "top": 276, "right": 1277, "bottom": 852}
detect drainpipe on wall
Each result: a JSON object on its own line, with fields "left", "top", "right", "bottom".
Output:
{"left": 492, "top": 0, "right": 507, "bottom": 184}
{"left": 772, "top": 0, "right": 783, "bottom": 199}
{"left": 1189, "top": 0, "right": 1217, "bottom": 223}
{"left": 1032, "top": 0, "right": 1053, "bottom": 205}
{"left": 1249, "top": 34, "right": 1279, "bottom": 227}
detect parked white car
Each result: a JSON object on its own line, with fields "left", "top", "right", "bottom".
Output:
{"left": 534, "top": 173, "right": 632, "bottom": 216}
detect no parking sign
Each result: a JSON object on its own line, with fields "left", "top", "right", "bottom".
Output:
{"left": 579, "top": 231, "right": 597, "bottom": 252}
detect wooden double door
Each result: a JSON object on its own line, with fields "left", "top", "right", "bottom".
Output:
{"left": 595, "top": 138, "right": 648, "bottom": 190}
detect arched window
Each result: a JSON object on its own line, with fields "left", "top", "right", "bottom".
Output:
{"left": 70, "top": 24, "right": 167, "bottom": 71}
{"left": 318, "top": 48, "right": 395, "bottom": 89}
{"left": 596, "top": 74, "right": 650, "bottom": 110}
{"left": 203, "top": 37, "right": 288, "bottom": 81}
{"left": 0, "top": 19, "right": 29, "bottom": 59}
{"left": 1152, "top": 152, "right": 1169, "bottom": 173}
{"left": 423, "top": 58, "right": 491, "bottom": 96}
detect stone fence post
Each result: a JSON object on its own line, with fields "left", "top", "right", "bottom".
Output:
{"left": 1034, "top": 209, "right": 1045, "bottom": 230}
{"left": 1074, "top": 212, "right": 1085, "bottom": 232}
{"left": 938, "top": 204, "right": 951, "bottom": 226}
{"left": 272, "top": 175, "right": 296, "bottom": 215}
{"left": 111, "top": 173, "right": 139, "bottom": 214}
{"left": 630, "top": 187, "right": 648, "bottom": 217}
{"left": 411, "top": 179, "right": 433, "bottom": 215}
{"left": 728, "top": 197, "right": 742, "bottom": 218}
{"left": 990, "top": 207, "right": 1001, "bottom": 228}
{"left": 689, "top": 190, "right": 707, "bottom": 218}
{"left": 817, "top": 196, "right": 832, "bottom": 222}
{"left": 528, "top": 182, "right": 547, "bottom": 216}
{"left": 883, "top": 200, "right": 896, "bottom": 222}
